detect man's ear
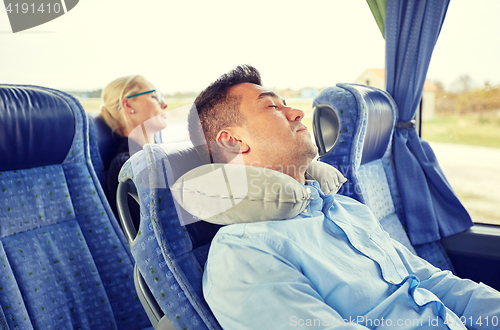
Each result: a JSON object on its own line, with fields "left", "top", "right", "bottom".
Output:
{"left": 216, "top": 128, "right": 249, "bottom": 154}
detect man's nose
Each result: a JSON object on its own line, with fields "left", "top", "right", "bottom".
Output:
{"left": 161, "top": 100, "right": 168, "bottom": 109}
{"left": 285, "top": 107, "right": 305, "bottom": 122}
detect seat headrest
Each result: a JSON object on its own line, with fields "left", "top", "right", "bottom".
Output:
{"left": 344, "top": 84, "right": 396, "bottom": 165}
{"left": 90, "top": 114, "right": 123, "bottom": 170}
{"left": 157, "top": 141, "right": 206, "bottom": 183}
{"left": 90, "top": 113, "right": 165, "bottom": 171}
{"left": 313, "top": 83, "right": 397, "bottom": 165}
{"left": 120, "top": 141, "right": 204, "bottom": 193}
{"left": 0, "top": 85, "right": 76, "bottom": 171}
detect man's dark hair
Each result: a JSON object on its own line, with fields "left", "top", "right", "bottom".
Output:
{"left": 188, "top": 65, "right": 262, "bottom": 162}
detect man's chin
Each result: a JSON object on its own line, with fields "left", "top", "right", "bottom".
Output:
{"left": 304, "top": 141, "right": 319, "bottom": 160}
{"left": 301, "top": 132, "right": 318, "bottom": 153}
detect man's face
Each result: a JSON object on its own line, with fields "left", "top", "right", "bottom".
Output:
{"left": 227, "top": 83, "right": 318, "bottom": 178}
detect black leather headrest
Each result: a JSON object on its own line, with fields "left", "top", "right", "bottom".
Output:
{"left": 312, "top": 83, "right": 396, "bottom": 166}
{"left": 0, "top": 85, "right": 75, "bottom": 171}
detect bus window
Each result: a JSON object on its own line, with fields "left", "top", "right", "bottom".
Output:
{"left": 425, "top": 0, "right": 500, "bottom": 226}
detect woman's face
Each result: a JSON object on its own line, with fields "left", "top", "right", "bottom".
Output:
{"left": 126, "top": 79, "right": 168, "bottom": 134}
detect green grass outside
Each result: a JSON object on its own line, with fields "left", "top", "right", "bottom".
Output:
{"left": 287, "top": 103, "right": 500, "bottom": 151}
{"left": 422, "top": 113, "right": 500, "bottom": 149}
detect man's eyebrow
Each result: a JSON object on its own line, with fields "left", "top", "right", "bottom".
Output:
{"left": 257, "top": 91, "right": 286, "bottom": 105}
{"left": 257, "top": 91, "right": 279, "bottom": 99}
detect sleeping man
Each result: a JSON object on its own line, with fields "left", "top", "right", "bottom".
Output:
{"left": 188, "top": 65, "right": 500, "bottom": 329}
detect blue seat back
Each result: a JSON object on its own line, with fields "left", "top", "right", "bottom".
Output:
{"left": 89, "top": 114, "right": 123, "bottom": 172}
{"left": 88, "top": 112, "right": 163, "bottom": 189}
{"left": 313, "top": 83, "right": 454, "bottom": 271}
{"left": 89, "top": 113, "right": 164, "bottom": 170}
{"left": 0, "top": 85, "right": 151, "bottom": 329}
{"left": 119, "top": 142, "right": 222, "bottom": 330}
{"left": 88, "top": 114, "right": 107, "bottom": 187}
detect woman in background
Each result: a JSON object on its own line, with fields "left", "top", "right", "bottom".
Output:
{"left": 99, "top": 75, "right": 168, "bottom": 227}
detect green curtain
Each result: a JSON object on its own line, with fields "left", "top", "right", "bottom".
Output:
{"left": 367, "top": 0, "right": 387, "bottom": 37}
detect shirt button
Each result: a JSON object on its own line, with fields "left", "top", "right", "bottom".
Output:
{"left": 302, "top": 209, "right": 308, "bottom": 213}
{"left": 306, "top": 188, "right": 311, "bottom": 194}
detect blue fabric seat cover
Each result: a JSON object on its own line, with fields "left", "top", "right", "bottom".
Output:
{"left": 313, "top": 83, "right": 454, "bottom": 272}
{"left": 119, "top": 143, "right": 222, "bottom": 330}
{"left": 0, "top": 85, "right": 151, "bottom": 329}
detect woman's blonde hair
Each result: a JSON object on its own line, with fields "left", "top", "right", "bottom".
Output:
{"left": 100, "top": 75, "right": 146, "bottom": 136}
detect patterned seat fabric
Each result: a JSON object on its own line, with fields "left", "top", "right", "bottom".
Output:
{"left": 0, "top": 85, "right": 151, "bottom": 329}
{"left": 313, "top": 83, "right": 454, "bottom": 272}
{"left": 119, "top": 143, "right": 222, "bottom": 330}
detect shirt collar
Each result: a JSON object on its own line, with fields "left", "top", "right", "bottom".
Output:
{"left": 304, "top": 180, "right": 335, "bottom": 213}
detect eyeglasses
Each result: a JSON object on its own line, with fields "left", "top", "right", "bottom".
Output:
{"left": 118, "top": 89, "right": 163, "bottom": 109}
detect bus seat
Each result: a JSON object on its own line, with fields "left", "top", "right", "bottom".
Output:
{"left": 89, "top": 113, "right": 163, "bottom": 172}
{"left": 117, "top": 142, "right": 222, "bottom": 330}
{"left": 0, "top": 85, "right": 152, "bottom": 329}
{"left": 88, "top": 114, "right": 121, "bottom": 186}
{"left": 88, "top": 114, "right": 107, "bottom": 188}
{"left": 313, "top": 83, "right": 455, "bottom": 272}
{"left": 117, "top": 138, "right": 347, "bottom": 329}
{"left": 88, "top": 109, "right": 165, "bottom": 245}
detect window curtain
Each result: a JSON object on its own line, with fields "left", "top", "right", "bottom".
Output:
{"left": 368, "top": 0, "right": 473, "bottom": 245}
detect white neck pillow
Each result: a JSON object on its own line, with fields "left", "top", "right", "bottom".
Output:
{"left": 170, "top": 160, "right": 347, "bottom": 225}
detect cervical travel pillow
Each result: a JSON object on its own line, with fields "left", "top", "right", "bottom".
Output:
{"left": 171, "top": 160, "right": 347, "bottom": 225}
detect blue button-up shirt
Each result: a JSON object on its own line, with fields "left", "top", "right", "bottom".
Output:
{"left": 203, "top": 181, "right": 500, "bottom": 329}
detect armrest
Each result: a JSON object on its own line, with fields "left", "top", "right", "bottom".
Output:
{"left": 441, "top": 224, "right": 500, "bottom": 259}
